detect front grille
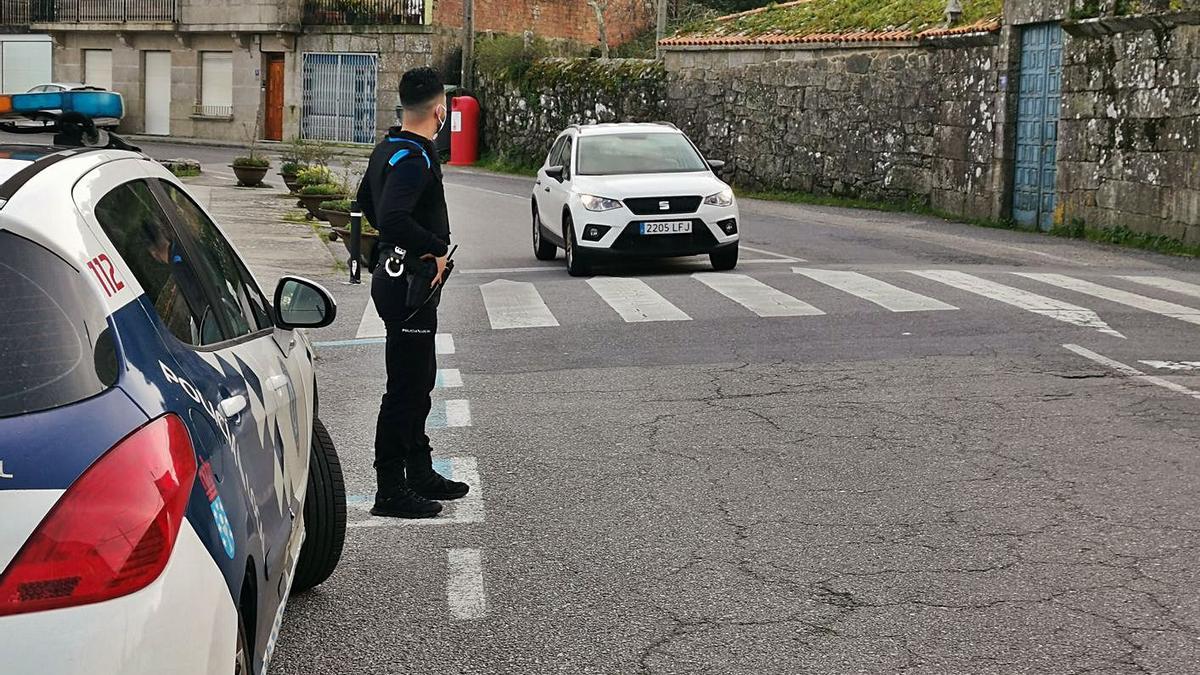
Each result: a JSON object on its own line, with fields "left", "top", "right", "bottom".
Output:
{"left": 623, "top": 196, "right": 702, "bottom": 216}
{"left": 611, "top": 219, "right": 718, "bottom": 255}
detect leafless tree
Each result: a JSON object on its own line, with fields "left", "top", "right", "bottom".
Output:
{"left": 587, "top": 0, "right": 610, "bottom": 58}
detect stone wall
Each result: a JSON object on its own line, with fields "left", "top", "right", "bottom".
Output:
{"left": 1057, "top": 18, "right": 1200, "bottom": 244}
{"left": 474, "top": 58, "right": 666, "bottom": 165}
{"left": 664, "top": 40, "right": 1010, "bottom": 219}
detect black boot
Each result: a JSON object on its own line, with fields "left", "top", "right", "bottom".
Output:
{"left": 406, "top": 444, "right": 470, "bottom": 500}
{"left": 372, "top": 462, "right": 442, "bottom": 518}
{"left": 371, "top": 485, "right": 443, "bottom": 518}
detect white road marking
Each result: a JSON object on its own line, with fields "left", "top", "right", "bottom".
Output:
{"left": 436, "top": 368, "right": 463, "bottom": 388}
{"left": 693, "top": 272, "right": 824, "bottom": 317}
{"left": 587, "top": 277, "right": 691, "bottom": 323}
{"left": 1139, "top": 360, "right": 1200, "bottom": 371}
{"left": 348, "top": 457, "right": 485, "bottom": 528}
{"left": 1017, "top": 273, "right": 1200, "bottom": 327}
{"left": 436, "top": 333, "right": 455, "bottom": 355}
{"left": 446, "top": 548, "right": 488, "bottom": 620}
{"left": 1116, "top": 276, "right": 1200, "bottom": 301}
{"left": 911, "top": 270, "right": 1125, "bottom": 338}
{"left": 480, "top": 279, "right": 559, "bottom": 329}
{"left": 793, "top": 268, "right": 958, "bottom": 312}
{"left": 1064, "top": 344, "right": 1200, "bottom": 401}
{"left": 739, "top": 244, "right": 805, "bottom": 262}
{"left": 356, "top": 301, "right": 385, "bottom": 339}
{"left": 443, "top": 399, "right": 472, "bottom": 427}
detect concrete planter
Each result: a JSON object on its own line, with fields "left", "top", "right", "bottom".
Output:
{"left": 332, "top": 227, "right": 379, "bottom": 266}
{"left": 231, "top": 164, "right": 268, "bottom": 187}
{"left": 280, "top": 172, "right": 300, "bottom": 193}
{"left": 323, "top": 209, "right": 351, "bottom": 228}
{"left": 298, "top": 193, "right": 345, "bottom": 220}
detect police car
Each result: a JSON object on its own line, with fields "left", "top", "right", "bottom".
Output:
{"left": 0, "top": 91, "right": 345, "bottom": 674}
{"left": 532, "top": 122, "right": 740, "bottom": 276}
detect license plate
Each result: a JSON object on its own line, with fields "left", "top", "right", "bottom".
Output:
{"left": 640, "top": 221, "right": 692, "bottom": 235}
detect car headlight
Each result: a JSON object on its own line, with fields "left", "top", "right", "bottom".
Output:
{"left": 703, "top": 188, "right": 735, "bottom": 208}
{"left": 580, "top": 194, "right": 623, "bottom": 212}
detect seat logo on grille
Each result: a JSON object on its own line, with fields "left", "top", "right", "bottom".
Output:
{"left": 659, "top": 201, "right": 670, "bottom": 210}
{"left": 0, "top": 460, "right": 12, "bottom": 479}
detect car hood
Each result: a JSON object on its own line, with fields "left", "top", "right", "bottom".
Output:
{"left": 572, "top": 171, "right": 728, "bottom": 199}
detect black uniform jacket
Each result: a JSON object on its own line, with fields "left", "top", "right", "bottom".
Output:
{"left": 357, "top": 127, "right": 450, "bottom": 258}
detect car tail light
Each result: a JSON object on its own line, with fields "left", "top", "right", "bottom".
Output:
{"left": 0, "top": 414, "right": 197, "bottom": 617}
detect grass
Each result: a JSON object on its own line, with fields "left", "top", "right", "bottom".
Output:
{"left": 473, "top": 152, "right": 540, "bottom": 178}
{"left": 1052, "top": 221, "right": 1200, "bottom": 257}
{"left": 169, "top": 165, "right": 201, "bottom": 178}
{"left": 281, "top": 210, "right": 310, "bottom": 224}
{"left": 675, "top": 0, "right": 1004, "bottom": 38}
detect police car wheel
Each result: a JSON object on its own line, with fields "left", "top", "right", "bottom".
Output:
{"left": 533, "top": 205, "right": 556, "bottom": 261}
{"left": 710, "top": 244, "right": 739, "bottom": 271}
{"left": 234, "top": 613, "right": 250, "bottom": 674}
{"left": 292, "top": 417, "right": 346, "bottom": 593}
{"left": 565, "top": 220, "right": 591, "bottom": 277}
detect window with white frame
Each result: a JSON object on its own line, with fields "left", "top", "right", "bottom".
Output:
{"left": 196, "top": 51, "right": 233, "bottom": 117}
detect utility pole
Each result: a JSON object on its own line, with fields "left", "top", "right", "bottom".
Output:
{"left": 656, "top": 0, "right": 668, "bottom": 60}
{"left": 462, "top": 0, "right": 475, "bottom": 90}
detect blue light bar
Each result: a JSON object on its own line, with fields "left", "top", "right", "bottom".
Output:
{"left": 0, "top": 90, "right": 124, "bottom": 122}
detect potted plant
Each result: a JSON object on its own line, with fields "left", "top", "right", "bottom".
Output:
{"left": 298, "top": 183, "right": 345, "bottom": 220}
{"left": 320, "top": 198, "right": 353, "bottom": 228}
{"left": 279, "top": 161, "right": 306, "bottom": 192}
{"left": 232, "top": 120, "right": 271, "bottom": 187}
{"left": 232, "top": 155, "right": 269, "bottom": 187}
{"left": 294, "top": 165, "right": 335, "bottom": 193}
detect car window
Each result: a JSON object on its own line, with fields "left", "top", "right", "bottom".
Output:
{"left": 94, "top": 180, "right": 223, "bottom": 346}
{"left": 547, "top": 137, "right": 565, "bottom": 167}
{"left": 577, "top": 133, "right": 709, "bottom": 176}
{"left": 560, "top": 137, "right": 573, "bottom": 179}
{"left": 157, "top": 180, "right": 274, "bottom": 334}
{"left": 0, "top": 232, "right": 118, "bottom": 418}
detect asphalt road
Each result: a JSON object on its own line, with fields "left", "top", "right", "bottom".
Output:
{"left": 167, "top": 144, "right": 1200, "bottom": 674}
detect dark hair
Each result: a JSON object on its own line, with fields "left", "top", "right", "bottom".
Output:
{"left": 399, "top": 67, "right": 443, "bottom": 108}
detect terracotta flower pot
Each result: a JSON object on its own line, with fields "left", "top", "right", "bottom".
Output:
{"left": 231, "top": 164, "right": 268, "bottom": 187}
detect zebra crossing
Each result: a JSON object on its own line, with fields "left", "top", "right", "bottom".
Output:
{"left": 353, "top": 269, "right": 1200, "bottom": 338}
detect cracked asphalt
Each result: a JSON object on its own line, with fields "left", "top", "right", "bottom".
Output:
{"left": 169, "top": 145, "right": 1200, "bottom": 674}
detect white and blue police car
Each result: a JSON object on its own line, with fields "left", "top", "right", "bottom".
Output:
{"left": 0, "top": 91, "right": 346, "bottom": 674}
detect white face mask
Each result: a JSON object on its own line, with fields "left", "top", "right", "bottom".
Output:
{"left": 433, "top": 104, "right": 448, "bottom": 140}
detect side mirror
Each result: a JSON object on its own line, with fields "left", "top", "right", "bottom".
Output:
{"left": 545, "top": 165, "right": 565, "bottom": 182}
{"left": 273, "top": 276, "right": 337, "bottom": 329}
{"left": 707, "top": 159, "right": 726, "bottom": 173}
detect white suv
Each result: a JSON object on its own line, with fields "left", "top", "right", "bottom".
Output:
{"left": 531, "top": 123, "right": 740, "bottom": 276}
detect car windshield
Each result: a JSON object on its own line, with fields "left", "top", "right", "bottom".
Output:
{"left": 576, "top": 132, "right": 709, "bottom": 176}
{"left": 0, "top": 231, "right": 118, "bottom": 418}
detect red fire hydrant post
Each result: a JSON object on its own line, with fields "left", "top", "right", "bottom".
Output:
{"left": 448, "top": 95, "right": 480, "bottom": 166}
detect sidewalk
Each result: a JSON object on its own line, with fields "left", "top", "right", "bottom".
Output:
{"left": 182, "top": 172, "right": 343, "bottom": 287}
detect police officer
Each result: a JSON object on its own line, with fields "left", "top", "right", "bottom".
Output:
{"left": 358, "top": 67, "right": 468, "bottom": 518}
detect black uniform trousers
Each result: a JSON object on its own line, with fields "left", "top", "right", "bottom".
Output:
{"left": 372, "top": 266, "right": 440, "bottom": 497}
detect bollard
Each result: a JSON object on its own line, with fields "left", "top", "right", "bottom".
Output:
{"left": 348, "top": 200, "right": 363, "bottom": 284}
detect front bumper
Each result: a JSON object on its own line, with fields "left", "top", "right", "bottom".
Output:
{"left": 572, "top": 202, "right": 740, "bottom": 258}
{"left": 0, "top": 522, "right": 238, "bottom": 675}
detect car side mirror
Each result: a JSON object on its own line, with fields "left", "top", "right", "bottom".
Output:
{"left": 707, "top": 159, "right": 726, "bottom": 173}
{"left": 273, "top": 276, "right": 337, "bottom": 329}
{"left": 545, "top": 165, "right": 565, "bottom": 182}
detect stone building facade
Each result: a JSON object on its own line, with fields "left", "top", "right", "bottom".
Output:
{"left": 39, "top": 0, "right": 652, "bottom": 143}
{"left": 435, "top": 0, "right": 653, "bottom": 47}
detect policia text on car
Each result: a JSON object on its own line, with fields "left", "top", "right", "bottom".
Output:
{"left": 357, "top": 67, "right": 469, "bottom": 519}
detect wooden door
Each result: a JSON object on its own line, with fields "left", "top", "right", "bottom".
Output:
{"left": 264, "top": 54, "right": 284, "bottom": 141}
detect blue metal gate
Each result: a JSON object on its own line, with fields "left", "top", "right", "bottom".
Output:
{"left": 301, "top": 53, "right": 378, "bottom": 144}
{"left": 1013, "top": 23, "right": 1063, "bottom": 231}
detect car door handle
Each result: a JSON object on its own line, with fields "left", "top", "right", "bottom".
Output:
{"left": 266, "top": 374, "right": 290, "bottom": 393}
{"left": 218, "top": 395, "right": 248, "bottom": 420}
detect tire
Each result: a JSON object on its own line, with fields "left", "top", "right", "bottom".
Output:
{"left": 292, "top": 417, "right": 346, "bottom": 594}
{"left": 234, "top": 611, "right": 251, "bottom": 675}
{"left": 564, "top": 218, "right": 592, "bottom": 277}
{"left": 710, "top": 244, "right": 739, "bottom": 271}
{"left": 533, "top": 203, "right": 557, "bottom": 261}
